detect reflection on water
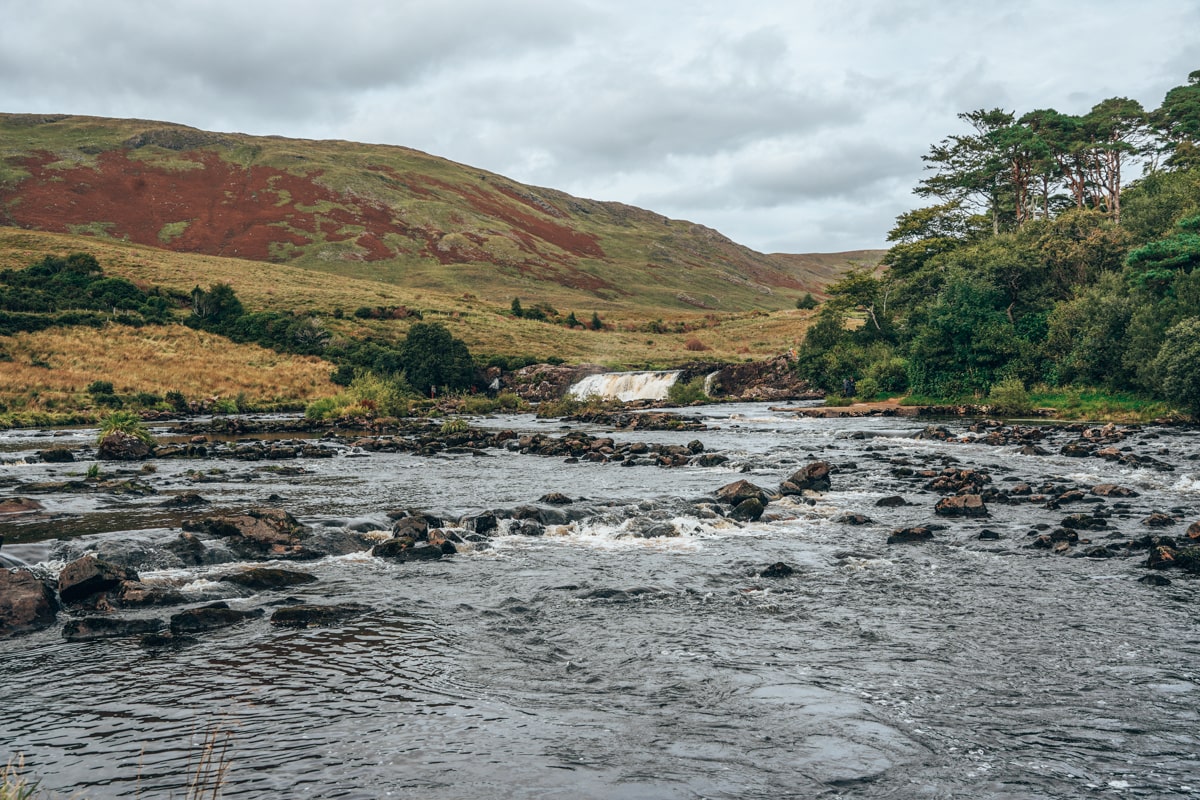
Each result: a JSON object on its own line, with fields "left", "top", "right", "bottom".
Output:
{"left": 1, "top": 405, "right": 1198, "bottom": 798}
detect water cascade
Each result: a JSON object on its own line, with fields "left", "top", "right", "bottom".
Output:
{"left": 566, "top": 370, "right": 682, "bottom": 402}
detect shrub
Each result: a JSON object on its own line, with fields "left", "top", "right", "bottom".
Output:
{"left": 165, "top": 391, "right": 189, "bottom": 412}
{"left": 684, "top": 338, "right": 710, "bottom": 352}
{"left": 97, "top": 411, "right": 155, "bottom": 445}
{"left": 986, "top": 377, "right": 1034, "bottom": 416}
{"left": 93, "top": 393, "right": 124, "bottom": 408}
{"left": 305, "top": 396, "right": 340, "bottom": 420}
{"left": 440, "top": 418, "right": 469, "bottom": 434}
{"left": 796, "top": 292, "right": 819, "bottom": 310}
{"left": 133, "top": 391, "right": 163, "bottom": 406}
{"left": 667, "top": 376, "right": 708, "bottom": 405}
{"left": 87, "top": 380, "right": 114, "bottom": 395}
{"left": 212, "top": 397, "right": 239, "bottom": 414}
{"left": 399, "top": 322, "right": 476, "bottom": 395}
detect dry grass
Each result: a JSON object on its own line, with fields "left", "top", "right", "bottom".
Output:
{"left": 0, "top": 324, "right": 335, "bottom": 411}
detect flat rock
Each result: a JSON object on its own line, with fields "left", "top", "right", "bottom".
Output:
{"left": 219, "top": 568, "right": 319, "bottom": 590}
{"left": 934, "top": 495, "right": 988, "bottom": 517}
{"left": 0, "top": 497, "right": 44, "bottom": 515}
{"left": 58, "top": 556, "right": 139, "bottom": 605}
{"left": 169, "top": 602, "right": 264, "bottom": 634}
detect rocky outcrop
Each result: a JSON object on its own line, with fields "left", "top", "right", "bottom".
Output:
{"left": 0, "top": 497, "right": 44, "bottom": 515}
{"left": 182, "top": 508, "right": 365, "bottom": 560}
{"left": 703, "top": 356, "right": 821, "bottom": 401}
{"left": 1, "top": 568, "right": 59, "bottom": 637}
{"left": 715, "top": 480, "right": 769, "bottom": 506}
{"left": 934, "top": 495, "right": 988, "bottom": 517}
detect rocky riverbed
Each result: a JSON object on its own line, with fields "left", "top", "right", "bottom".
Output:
{"left": 1, "top": 405, "right": 1198, "bottom": 798}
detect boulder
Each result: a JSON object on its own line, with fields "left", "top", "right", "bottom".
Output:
{"left": 1187, "top": 521, "right": 1200, "bottom": 541}
{"left": 57, "top": 556, "right": 139, "bottom": 605}
{"left": 977, "top": 529, "right": 1002, "bottom": 540}
{"left": 538, "top": 492, "right": 574, "bottom": 505}
{"left": 1138, "top": 573, "right": 1171, "bottom": 586}
{"left": 887, "top": 527, "right": 934, "bottom": 544}
{"left": 63, "top": 616, "right": 163, "bottom": 642}
{"left": 759, "top": 562, "right": 795, "bottom": 578}
{"left": 716, "top": 480, "right": 769, "bottom": 506}
{"left": 1061, "top": 514, "right": 1107, "bottom": 530}
{"left": 270, "top": 603, "right": 369, "bottom": 628}
{"left": 0, "top": 497, "right": 44, "bottom": 515}
{"left": 97, "top": 431, "right": 153, "bottom": 461}
{"left": 1146, "top": 545, "right": 1178, "bottom": 570}
{"left": 875, "top": 495, "right": 908, "bottom": 508}
{"left": 1, "top": 568, "right": 59, "bottom": 637}
{"left": 1143, "top": 512, "right": 1176, "bottom": 527}
{"left": 836, "top": 513, "right": 873, "bottom": 525}
{"left": 38, "top": 447, "right": 75, "bottom": 463}
{"left": 169, "top": 602, "right": 264, "bottom": 634}
{"left": 219, "top": 568, "right": 318, "bottom": 591}
{"left": 183, "top": 508, "right": 361, "bottom": 560}
{"left": 934, "top": 495, "right": 988, "bottom": 517}
{"left": 779, "top": 461, "right": 831, "bottom": 494}
{"left": 730, "top": 498, "right": 765, "bottom": 522}
{"left": 115, "top": 581, "right": 187, "bottom": 607}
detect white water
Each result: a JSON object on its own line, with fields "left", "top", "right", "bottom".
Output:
{"left": 566, "top": 370, "right": 682, "bottom": 401}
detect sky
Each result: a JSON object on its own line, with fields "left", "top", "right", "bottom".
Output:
{"left": 2, "top": 0, "right": 1198, "bottom": 254}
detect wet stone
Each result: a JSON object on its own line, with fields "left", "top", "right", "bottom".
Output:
{"left": 219, "top": 568, "right": 319, "bottom": 591}
{"left": 759, "top": 562, "right": 795, "bottom": 578}
{"left": 169, "top": 602, "right": 264, "bottom": 634}
{"left": 63, "top": 616, "right": 164, "bottom": 642}
{"left": 270, "top": 603, "right": 370, "bottom": 628}
{"left": 887, "top": 527, "right": 934, "bottom": 545}
{"left": 0, "top": 569, "right": 60, "bottom": 637}
{"left": 58, "top": 556, "right": 139, "bottom": 605}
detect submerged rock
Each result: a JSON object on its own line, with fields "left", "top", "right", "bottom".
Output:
{"left": 182, "top": 507, "right": 365, "bottom": 560}
{"left": 759, "top": 562, "right": 795, "bottom": 578}
{"left": 270, "top": 603, "right": 369, "bottom": 628}
{"left": 0, "top": 568, "right": 60, "bottom": 637}
{"left": 62, "top": 616, "right": 163, "bottom": 642}
{"left": 38, "top": 447, "right": 75, "bottom": 463}
{"left": 372, "top": 538, "right": 448, "bottom": 561}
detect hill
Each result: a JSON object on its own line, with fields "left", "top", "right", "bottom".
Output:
{"left": 0, "top": 113, "right": 875, "bottom": 314}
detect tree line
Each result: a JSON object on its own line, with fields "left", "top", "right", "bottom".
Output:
{"left": 797, "top": 69, "right": 1200, "bottom": 415}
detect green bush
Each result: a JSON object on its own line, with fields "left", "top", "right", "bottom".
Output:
{"left": 87, "top": 380, "right": 114, "bottom": 395}
{"left": 667, "top": 376, "right": 708, "bottom": 405}
{"left": 796, "top": 292, "right": 819, "bottom": 310}
{"left": 986, "top": 377, "right": 1034, "bottom": 416}
{"left": 97, "top": 411, "right": 155, "bottom": 445}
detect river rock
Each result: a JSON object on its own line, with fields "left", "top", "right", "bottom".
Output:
{"left": 977, "top": 529, "right": 1002, "bottom": 540}
{"left": 836, "top": 513, "right": 873, "bottom": 525}
{"left": 1187, "top": 521, "right": 1200, "bottom": 541}
{"left": 1138, "top": 573, "right": 1172, "bottom": 586}
{"left": 934, "top": 495, "right": 988, "bottom": 517}
{"left": 57, "top": 556, "right": 139, "bottom": 605}
{"left": 1061, "top": 514, "right": 1107, "bottom": 530}
{"left": 539, "top": 492, "right": 574, "bottom": 505}
{"left": 140, "top": 631, "right": 200, "bottom": 649}
{"left": 169, "top": 602, "right": 264, "bottom": 634}
{"left": 730, "top": 498, "right": 765, "bottom": 522}
{"left": 716, "top": 480, "right": 769, "bottom": 506}
{"left": 887, "top": 527, "right": 934, "bottom": 544}
{"left": 0, "top": 568, "right": 60, "bottom": 637}
{"left": 115, "top": 581, "right": 187, "bottom": 607}
{"left": 38, "top": 447, "right": 75, "bottom": 463}
{"left": 780, "top": 461, "right": 831, "bottom": 494}
{"left": 463, "top": 512, "right": 498, "bottom": 535}
{"left": 372, "top": 537, "right": 447, "bottom": 561}
{"left": 875, "top": 495, "right": 908, "bottom": 507}
{"left": 1146, "top": 545, "right": 1178, "bottom": 570}
{"left": 98, "top": 431, "right": 153, "bottom": 461}
{"left": 0, "top": 497, "right": 44, "bottom": 515}
{"left": 63, "top": 616, "right": 164, "bottom": 641}
{"left": 270, "top": 603, "right": 369, "bottom": 628}
{"left": 1092, "top": 484, "right": 1139, "bottom": 498}
{"left": 759, "top": 562, "right": 795, "bottom": 578}
{"left": 183, "top": 508, "right": 362, "bottom": 560}
{"left": 160, "top": 492, "right": 209, "bottom": 508}
{"left": 925, "top": 469, "right": 990, "bottom": 493}
{"left": 219, "top": 568, "right": 318, "bottom": 591}
{"left": 1142, "top": 512, "right": 1176, "bottom": 527}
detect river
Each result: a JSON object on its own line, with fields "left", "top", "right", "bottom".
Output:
{"left": 0, "top": 404, "right": 1197, "bottom": 798}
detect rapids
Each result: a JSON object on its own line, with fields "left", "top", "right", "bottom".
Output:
{"left": 566, "top": 370, "right": 682, "bottom": 402}
{"left": 0, "top": 404, "right": 1198, "bottom": 799}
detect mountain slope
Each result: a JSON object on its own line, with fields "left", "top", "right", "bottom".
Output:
{"left": 0, "top": 113, "right": 873, "bottom": 312}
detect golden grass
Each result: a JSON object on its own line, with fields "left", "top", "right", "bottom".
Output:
{"left": 0, "top": 324, "right": 335, "bottom": 411}
{"left": 0, "top": 227, "right": 816, "bottom": 370}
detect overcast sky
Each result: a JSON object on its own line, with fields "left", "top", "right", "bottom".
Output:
{"left": 2, "top": 1, "right": 1198, "bottom": 253}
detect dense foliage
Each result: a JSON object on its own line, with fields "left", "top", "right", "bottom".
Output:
{"left": 797, "top": 69, "right": 1200, "bottom": 416}
{"left": 0, "top": 252, "right": 173, "bottom": 334}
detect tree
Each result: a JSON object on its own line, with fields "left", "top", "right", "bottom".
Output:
{"left": 795, "top": 292, "right": 818, "bottom": 310}
{"left": 564, "top": 311, "right": 580, "bottom": 328}
{"left": 510, "top": 297, "right": 523, "bottom": 318}
{"left": 1154, "top": 70, "right": 1200, "bottom": 169}
{"left": 191, "top": 283, "right": 243, "bottom": 325}
{"left": 590, "top": 311, "right": 603, "bottom": 331}
{"left": 399, "top": 322, "right": 475, "bottom": 395}
{"left": 1153, "top": 317, "right": 1200, "bottom": 416}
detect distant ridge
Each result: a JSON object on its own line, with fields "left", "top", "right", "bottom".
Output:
{"left": 0, "top": 113, "right": 876, "bottom": 310}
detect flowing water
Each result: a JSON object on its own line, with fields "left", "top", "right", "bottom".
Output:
{"left": 1, "top": 405, "right": 1198, "bottom": 799}
{"left": 566, "top": 370, "right": 682, "bottom": 402}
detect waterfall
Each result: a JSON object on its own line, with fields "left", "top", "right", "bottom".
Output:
{"left": 703, "top": 370, "right": 720, "bottom": 398}
{"left": 566, "top": 370, "right": 682, "bottom": 402}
